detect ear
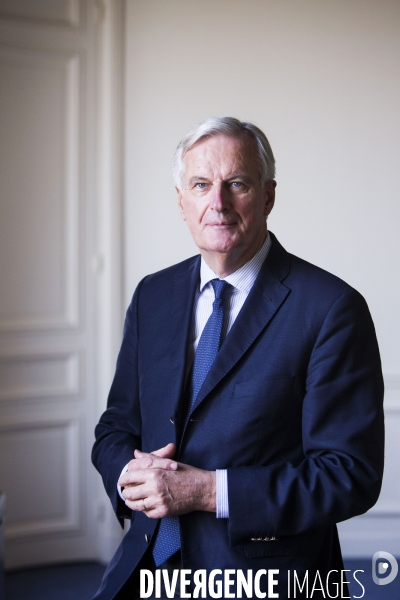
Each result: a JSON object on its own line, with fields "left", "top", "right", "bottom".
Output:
{"left": 263, "top": 180, "right": 276, "bottom": 217}
{"left": 176, "top": 186, "right": 186, "bottom": 220}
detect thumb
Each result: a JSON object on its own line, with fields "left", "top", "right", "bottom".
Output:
{"left": 151, "top": 442, "right": 176, "bottom": 458}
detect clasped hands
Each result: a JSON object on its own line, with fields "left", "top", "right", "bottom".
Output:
{"left": 118, "top": 443, "right": 216, "bottom": 518}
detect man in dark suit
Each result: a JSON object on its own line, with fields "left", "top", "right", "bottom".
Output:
{"left": 92, "top": 117, "right": 384, "bottom": 599}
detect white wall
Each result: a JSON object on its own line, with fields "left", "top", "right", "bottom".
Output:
{"left": 124, "top": 0, "right": 400, "bottom": 556}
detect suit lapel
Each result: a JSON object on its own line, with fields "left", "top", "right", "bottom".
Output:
{"left": 168, "top": 257, "right": 200, "bottom": 418}
{"left": 188, "top": 234, "right": 291, "bottom": 416}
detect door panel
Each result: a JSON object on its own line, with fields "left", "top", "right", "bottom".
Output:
{"left": 0, "top": 0, "right": 122, "bottom": 569}
{"left": 0, "top": 47, "right": 79, "bottom": 331}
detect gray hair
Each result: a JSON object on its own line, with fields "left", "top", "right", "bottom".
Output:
{"left": 173, "top": 116, "right": 275, "bottom": 189}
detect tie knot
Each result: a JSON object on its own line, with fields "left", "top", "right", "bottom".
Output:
{"left": 211, "top": 279, "right": 229, "bottom": 300}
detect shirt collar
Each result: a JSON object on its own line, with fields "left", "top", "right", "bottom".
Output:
{"left": 199, "top": 231, "right": 272, "bottom": 294}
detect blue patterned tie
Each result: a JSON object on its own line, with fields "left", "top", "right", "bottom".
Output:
{"left": 152, "top": 279, "right": 230, "bottom": 566}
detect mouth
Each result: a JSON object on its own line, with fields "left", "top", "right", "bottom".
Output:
{"left": 207, "top": 222, "right": 236, "bottom": 228}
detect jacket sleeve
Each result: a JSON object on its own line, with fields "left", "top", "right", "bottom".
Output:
{"left": 92, "top": 282, "right": 145, "bottom": 523}
{"left": 227, "top": 289, "right": 384, "bottom": 545}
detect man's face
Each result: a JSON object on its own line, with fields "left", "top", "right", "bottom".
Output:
{"left": 177, "top": 134, "right": 275, "bottom": 272}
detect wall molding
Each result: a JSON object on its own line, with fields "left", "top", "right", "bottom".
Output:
{"left": 0, "top": 351, "right": 80, "bottom": 402}
{"left": 0, "top": 418, "right": 81, "bottom": 540}
{"left": 0, "top": 45, "right": 81, "bottom": 333}
{"left": 0, "top": 0, "right": 83, "bottom": 29}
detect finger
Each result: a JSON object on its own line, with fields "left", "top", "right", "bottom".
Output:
{"left": 124, "top": 496, "right": 150, "bottom": 513}
{"left": 120, "top": 461, "right": 177, "bottom": 488}
{"left": 123, "top": 454, "right": 178, "bottom": 477}
{"left": 151, "top": 442, "right": 176, "bottom": 458}
{"left": 119, "top": 462, "right": 157, "bottom": 486}
{"left": 132, "top": 451, "right": 178, "bottom": 471}
{"left": 122, "top": 482, "right": 150, "bottom": 504}
{"left": 130, "top": 453, "right": 177, "bottom": 470}
{"left": 133, "top": 443, "right": 175, "bottom": 460}
{"left": 118, "top": 469, "right": 146, "bottom": 487}
{"left": 124, "top": 493, "right": 171, "bottom": 520}
{"left": 122, "top": 482, "right": 161, "bottom": 514}
{"left": 124, "top": 498, "right": 160, "bottom": 518}
{"left": 123, "top": 491, "right": 150, "bottom": 511}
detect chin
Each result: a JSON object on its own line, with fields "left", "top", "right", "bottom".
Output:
{"left": 202, "top": 234, "right": 240, "bottom": 254}
{"left": 204, "top": 243, "right": 238, "bottom": 255}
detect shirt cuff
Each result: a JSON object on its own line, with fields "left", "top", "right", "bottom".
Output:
{"left": 216, "top": 469, "right": 229, "bottom": 518}
{"left": 117, "top": 463, "right": 130, "bottom": 501}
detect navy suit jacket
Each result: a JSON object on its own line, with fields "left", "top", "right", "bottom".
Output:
{"left": 92, "top": 233, "right": 384, "bottom": 599}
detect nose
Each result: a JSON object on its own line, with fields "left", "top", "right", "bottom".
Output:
{"left": 210, "top": 182, "right": 230, "bottom": 212}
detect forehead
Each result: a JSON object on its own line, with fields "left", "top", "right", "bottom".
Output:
{"left": 182, "top": 134, "right": 259, "bottom": 181}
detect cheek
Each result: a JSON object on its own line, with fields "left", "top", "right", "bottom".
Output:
{"left": 239, "top": 201, "right": 266, "bottom": 226}
{"left": 185, "top": 202, "right": 208, "bottom": 225}
{"left": 183, "top": 210, "right": 205, "bottom": 240}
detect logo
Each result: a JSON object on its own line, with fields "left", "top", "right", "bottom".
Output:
{"left": 372, "top": 551, "right": 398, "bottom": 585}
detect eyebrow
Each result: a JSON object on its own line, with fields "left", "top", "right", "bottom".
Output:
{"left": 187, "top": 173, "right": 254, "bottom": 186}
{"left": 188, "top": 176, "right": 209, "bottom": 186}
{"left": 226, "top": 173, "right": 254, "bottom": 184}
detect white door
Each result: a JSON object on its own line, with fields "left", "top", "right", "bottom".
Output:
{"left": 0, "top": 0, "right": 123, "bottom": 568}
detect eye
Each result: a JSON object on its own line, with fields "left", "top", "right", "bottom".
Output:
{"left": 230, "top": 181, "right": 244, "bottom": 189}
{"left": 194, "top": 182, "right": 208, "bottom": 189}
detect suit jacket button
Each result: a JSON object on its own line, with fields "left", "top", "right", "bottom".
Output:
{"left": 145, "top": 534, "right": 151, "bottom": 544}
{"left": 170, "top": 417, "right": 175, "bottom": 424}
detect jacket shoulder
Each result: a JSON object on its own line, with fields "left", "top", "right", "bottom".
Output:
{"left": 140, "top": 254, "right": 199, "bottom": 288}
{"left": 283, "top": 254, "right": 373, "bottom": 324}
{"left": 268, "top": 232, "right": 361, "bottom": 302}
{"left": 287, "top": 253, "right": 355, "bottom": 295}
{"left": 126, "top": 255, "right": 200, "bottom": 311}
